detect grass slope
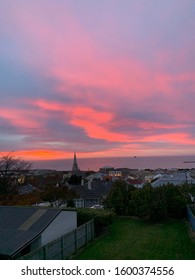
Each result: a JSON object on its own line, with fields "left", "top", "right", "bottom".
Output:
{"left": 73, "top": 217, "right": 195, "bottom": 260}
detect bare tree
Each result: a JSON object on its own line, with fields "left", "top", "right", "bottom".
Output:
{"left": 0, "top": 152, "right": 32, "bottom": 197}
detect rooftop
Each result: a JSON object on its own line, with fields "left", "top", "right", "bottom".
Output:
{"left": 0, "top": 206, "right": 62, "bottom": 257}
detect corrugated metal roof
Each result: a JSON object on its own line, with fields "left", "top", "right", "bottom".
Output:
{"left": 0, "top": 206, "right": 61, "bottom": 257}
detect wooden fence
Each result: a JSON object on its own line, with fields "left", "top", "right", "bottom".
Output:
{"left": 19, "top": 219, "right": 94, "bottom": 260}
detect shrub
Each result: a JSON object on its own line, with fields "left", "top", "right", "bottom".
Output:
{"left": 132, "top": 184, "right": 187, "bottom": 221}
{"left": 163, "top": 184, "right": 187, "bottom": 219}
{"left": 104, "top": 180, "right": 136, "bottom": 215}
{"left": 105, "top": 181, "right": 189, "bottom": 222}
{"left": 66, "top": 199, "right": 75, "bottom": 208}
{"left": 77, "top": 208, "right": 115, "bottom": 236}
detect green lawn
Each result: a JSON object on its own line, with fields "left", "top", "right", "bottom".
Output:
{"left": 73, "top": 217, "right": 195, "bottom": 260}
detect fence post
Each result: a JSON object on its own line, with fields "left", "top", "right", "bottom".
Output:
{"left": 85, "top": 222, "right": 87, "bottom": 243}
{"left": 92, "top": 219, "right": 95, "bottom": 238}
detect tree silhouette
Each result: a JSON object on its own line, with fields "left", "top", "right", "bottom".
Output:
{"left": 0, "top": 152, "right": 31, "bottom": 202}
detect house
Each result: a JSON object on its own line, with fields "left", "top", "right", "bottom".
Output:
{"left": 109, "top": 170, "right": 123, "bottom": 178}
{"left": 126, "top": 178, "right": 144, "bottom": 188}
{"left": 0, "top": 206, "right": 77, "bottom": 259}
{"left": 99, "top": 166, "right": 114, "bottom": 174}
{"left": 151, "top": 171, "right": 195, "bottom": 187}
{"left": 69, "top": 180, "right": 112, "bottom": 208}
{"left": 86, "top": 172, "right": 105, "bottom": 181}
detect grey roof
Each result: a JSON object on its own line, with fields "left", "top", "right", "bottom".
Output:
{"left": 18, "top": 184, "right": 37, "bottom": 195}
{"left": 70, "top": 181, "right": 112, "bottom": 198}
{"left": 151, "top": 172, "right": 195, "bottom": 187}
{"left": 0, "top": 206, "right": 61, "bottom": 257}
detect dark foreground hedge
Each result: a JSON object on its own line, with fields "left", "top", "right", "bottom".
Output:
{"left": 104, "top": 181, "right": 191, "bottom": 222}
{"left": 77, "top": 208, "right": 115, "bottom": 236}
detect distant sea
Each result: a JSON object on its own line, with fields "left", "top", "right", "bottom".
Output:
{"left": 31, "top": 155, "right": 195, "bottom": 171}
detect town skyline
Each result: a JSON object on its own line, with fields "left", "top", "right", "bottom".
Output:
{"left": 1, "top": 0, "right": 195, "bottom": 162}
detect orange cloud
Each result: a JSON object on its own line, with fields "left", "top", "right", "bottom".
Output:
{"left": 15, "top": 149, "right": 130, "bottom": 161}
{"left": 16, "top": 150, "right": 69, "bottom": 160}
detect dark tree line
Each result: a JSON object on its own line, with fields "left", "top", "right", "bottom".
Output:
{"left": 104, "top": 180, "right": 193, "bottom": 222}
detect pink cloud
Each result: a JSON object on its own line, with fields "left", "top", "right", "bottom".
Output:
{"left": 141, "top": 132, "right": 195, "bottom": 147}
{"left": 1, "top": 1, "right": 195, "bottom": 160}
{"left": 33, "top": 99, "right": 195, "bottom": 148}
{"left": 0, "top": 108, "right": 40, "bottom": 129}
{"left": 6, "top": 0, "right": 195, "bottom": 109}
{"left": 4, "top": 1, "right": 180, "bottom": 100}
{"left": 33, "top": 100, "right": 130, "bottom": 142}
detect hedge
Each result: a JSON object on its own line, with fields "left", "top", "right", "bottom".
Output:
{"left": 77, "top": 208, "right": 115, "bottom": 236}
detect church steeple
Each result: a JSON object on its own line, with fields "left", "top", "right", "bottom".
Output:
{"left": 72, "top": 152, "right": 79, "bottom": 174}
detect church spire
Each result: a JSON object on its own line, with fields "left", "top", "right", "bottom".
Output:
{"left": 72, "top": 152, "right": 79, "bottom": 174}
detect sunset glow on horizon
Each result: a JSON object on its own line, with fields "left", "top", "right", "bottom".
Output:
{"left": 1, "top": 0, "right": 195, "bottom": 162}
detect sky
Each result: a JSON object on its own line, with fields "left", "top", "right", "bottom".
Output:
{"left": 0, "top": 0, "right": 195, "bottom": 162}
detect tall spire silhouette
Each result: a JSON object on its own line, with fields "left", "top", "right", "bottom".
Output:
{"left": 72, "top": 152, "right": 79, "bottom": 174}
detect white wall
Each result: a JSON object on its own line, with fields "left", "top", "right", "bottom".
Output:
{"left": 41, "top": 210, "right": 77, "bottom": 246}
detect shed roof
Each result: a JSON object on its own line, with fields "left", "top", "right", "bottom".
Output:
{"left": 0, "top": 206, "right": 61, "bottom": 257}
